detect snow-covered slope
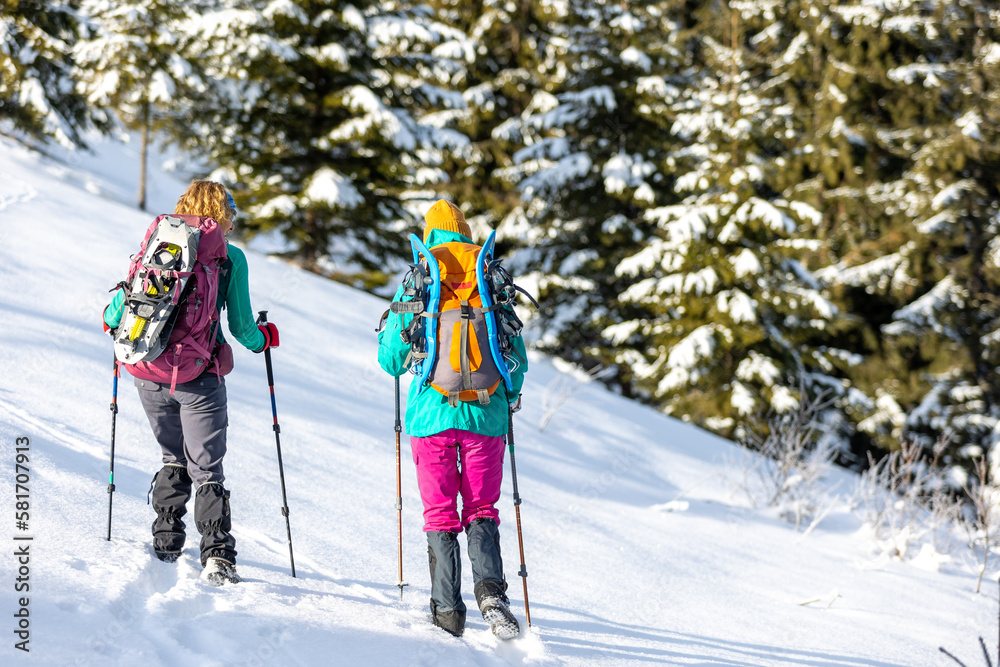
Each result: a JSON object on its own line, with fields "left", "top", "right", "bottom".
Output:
{"left": 0, "top": 135, "right": 989, "bottom": 665}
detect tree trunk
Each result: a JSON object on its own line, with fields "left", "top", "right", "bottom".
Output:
{"left": 302, "top": 209, "right": 320, "bottom": 273}
{"left": 730, "top": 5, "right": 739, "bottom": 168}
{"left": 138, "top": 98, "right": 150, "bottom": 212}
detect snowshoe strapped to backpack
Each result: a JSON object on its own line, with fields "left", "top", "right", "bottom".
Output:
{"left": 390, "top": 231, "right": 535, "bottom": 407}
{"left": 112, "top": 214, "right": 230, "bottom": 393}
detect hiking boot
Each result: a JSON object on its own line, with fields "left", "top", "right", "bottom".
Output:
{"left": 202, "top": 557, "right": 241, "bottom": 586}
{"left": 475, "top": 580, "right": 519, "bottom": 640}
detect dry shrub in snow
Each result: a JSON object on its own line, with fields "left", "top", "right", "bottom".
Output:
{"left": 852, "top": 437, "right": 963, "bottom": 565}
{"left": 734, "top": 390, "right": 839, "bottom": 531}
{"left": 959, "top": 455, "right": 1000, "bottom": 594}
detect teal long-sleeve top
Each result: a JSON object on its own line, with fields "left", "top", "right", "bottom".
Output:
{"left": 377, "top": 228, "right": 528, "bottom": 438}
{"left": 104, "top": 243, "right": 266, "bottom": 353}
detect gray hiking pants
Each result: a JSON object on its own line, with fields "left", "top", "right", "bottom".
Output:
{"left": 136, "top": 374, "right": 228, "bottom": 487}
{"left": 137, "top": 374, "right": 237, "bottom": 565}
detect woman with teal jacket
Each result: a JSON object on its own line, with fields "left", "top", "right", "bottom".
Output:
{"left": 104, "top": 180, "right": 279, "bottom": 586}
{"left": 378, "top": 200, "right": 527, "bottom": 639}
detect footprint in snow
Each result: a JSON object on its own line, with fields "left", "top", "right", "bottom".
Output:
{"left": 0, "top": 174, "right": 36, "bottom": 211}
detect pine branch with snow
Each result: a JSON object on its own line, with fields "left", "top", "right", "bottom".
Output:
{"left": 0, "top": 0, "right": 96, "bottom": 146}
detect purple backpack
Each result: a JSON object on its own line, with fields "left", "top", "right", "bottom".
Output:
{"left": 113, "top": 214, "right": 233, "bottom": 393}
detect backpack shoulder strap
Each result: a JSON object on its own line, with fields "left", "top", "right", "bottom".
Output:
{"left": 215, "top": 256, "right": 232, "bottom": 311}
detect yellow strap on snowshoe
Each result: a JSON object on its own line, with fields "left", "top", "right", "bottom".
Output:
{"left": 129, "top": 316, "right": 148, "bottom": 341}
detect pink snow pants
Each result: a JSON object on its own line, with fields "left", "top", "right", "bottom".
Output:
{"left": 410, "top": 429, "right": 505, "bottom": 533}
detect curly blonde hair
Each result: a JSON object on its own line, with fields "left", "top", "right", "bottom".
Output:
{"left": 174, "top": 180, "right": 233, "bottom": 226}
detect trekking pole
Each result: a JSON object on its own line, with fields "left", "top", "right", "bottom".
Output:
{"left": 394, "top": 375, "right": 408, "bottom": 600}
{"left": 507, "top": 407, "right": 532, "bottom": 627}
{"left": 107, "top": 353, "right": 120, "bottom": 541}
{"left": 256, "top": 310, "right": 296, "bottom": 577}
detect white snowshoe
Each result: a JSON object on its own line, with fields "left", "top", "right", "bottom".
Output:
{"left": 202, "top": 557, "right": 241, "bottom": 586}
{"left": 113, "top": 216, "right": 200, "bottom": 364}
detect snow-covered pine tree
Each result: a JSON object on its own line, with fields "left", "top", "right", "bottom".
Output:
{"left": 872, "top": 2, "right": 1000, "bottom": 466}
{"left": 182, "top": 0, "right": 466, "bottom": 283}
{"left": 0, "top": 0, "right": 94, "bottom": 146}
{"left": 366, "top": 1, "right": 472, "bottom": 230}
{"left": 807, "top": 2, "right": 1000, "bottom": 472}
{"left": 496, "top": 0, "right": 685, "bottom": 393}
{"left": 794, "top": 0, "right": 943, "bottom": 456}
{"left": 422, "top": 0, "right": 553, "bottom": 233}
{"left": 696, "top": 0, "right": 915, "bottom": 460}
{"left": 75, "top": 0, "right": 202, "bottom": 209}
{"left": 612, "top": 0, "right": 849, "bottom": 440}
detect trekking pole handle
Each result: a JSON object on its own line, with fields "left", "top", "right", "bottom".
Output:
{"left": 508, "top": 409, "right": 523, "bottom": 506}
{"left": 394, "top": 376, "right": 402, "bottom": 434}
{"left": 256, "top": 311, "right": 276, "bottom": 387}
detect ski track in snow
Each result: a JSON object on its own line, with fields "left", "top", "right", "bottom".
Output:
{"left": 0, "top": 133, "right": 993, "bottom": 666}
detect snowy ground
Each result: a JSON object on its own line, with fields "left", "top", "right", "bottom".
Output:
{"left": 0, "top": 134, "right": 992, "bottom": 665}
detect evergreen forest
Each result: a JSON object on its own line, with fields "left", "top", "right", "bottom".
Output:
{"left": 3, "top": 0, "right": 999, "bottom": 488}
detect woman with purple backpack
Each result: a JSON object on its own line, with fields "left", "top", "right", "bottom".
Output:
{"left": 103, "top": 180, "right": 279, "bottom": 586}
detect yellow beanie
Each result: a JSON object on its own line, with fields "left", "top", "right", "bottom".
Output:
{"left": 423, "top": 200, "right": 471, "bottom": 243}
